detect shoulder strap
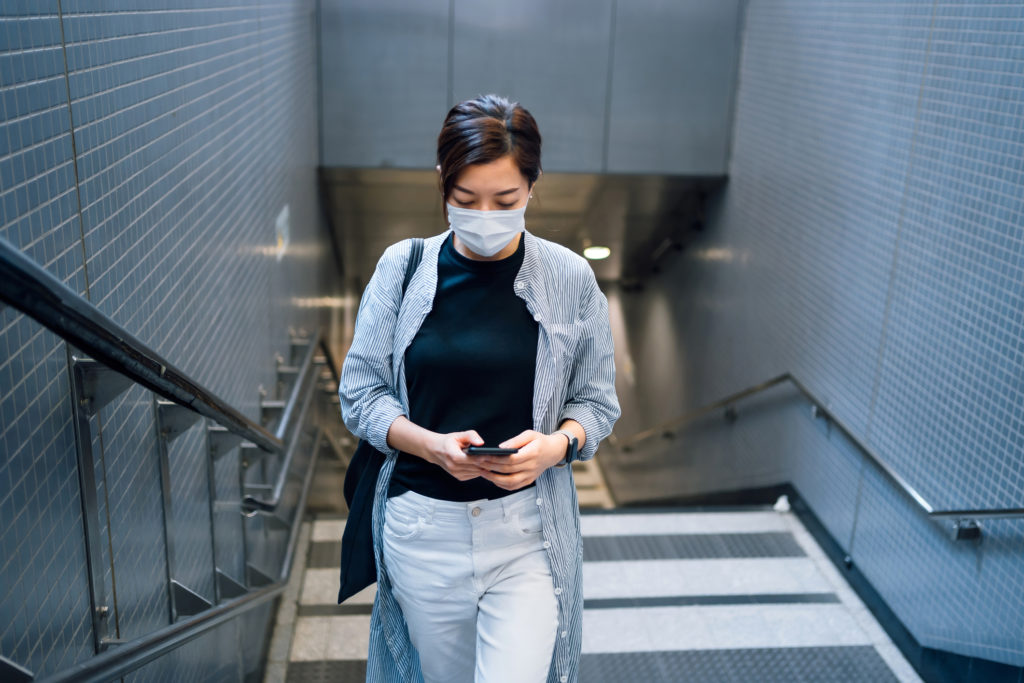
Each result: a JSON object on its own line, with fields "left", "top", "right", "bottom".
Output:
{"left": 401, "top": 238, "right": 424, "bottom": 297}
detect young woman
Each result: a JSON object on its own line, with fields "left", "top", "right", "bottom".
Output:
{"left": 340, "top": 94, "right": 620, "bottom": 683}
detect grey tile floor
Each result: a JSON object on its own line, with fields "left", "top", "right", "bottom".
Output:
{"left": 265, "top": 461, "right": 921, "bottom": 683}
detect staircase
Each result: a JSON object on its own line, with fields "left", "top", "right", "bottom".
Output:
{"left": 263, "top": 469, "right": 920, "bottom": 682}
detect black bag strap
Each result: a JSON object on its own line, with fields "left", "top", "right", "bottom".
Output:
{"left": 402, "top": 238, "right": 424, "bottom": 296}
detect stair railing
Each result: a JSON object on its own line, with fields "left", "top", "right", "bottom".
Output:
{"left": 0, "top": 236, "right": 341, "bottom": 682}
{"left": 609, "top": 372, "right": 1024, "bottom": 539}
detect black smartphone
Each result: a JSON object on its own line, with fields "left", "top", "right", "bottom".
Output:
{"left": 465, "top": 446, "right": 518, "bottom": 456}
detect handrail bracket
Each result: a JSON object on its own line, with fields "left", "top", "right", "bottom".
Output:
{"left": 74, "top": 357, "right": 133, "bottom": 416}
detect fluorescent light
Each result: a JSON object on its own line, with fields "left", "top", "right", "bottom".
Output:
{"left": 583, "top": 245, "right": 611, "bottom": 260}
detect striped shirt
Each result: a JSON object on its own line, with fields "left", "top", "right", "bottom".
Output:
{"left": 340, "top": 230, "right": 621, "bottom": 683}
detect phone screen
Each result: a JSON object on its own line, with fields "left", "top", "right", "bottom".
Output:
{"left": 465, "top": 446, "right": 518, "bottom": 456}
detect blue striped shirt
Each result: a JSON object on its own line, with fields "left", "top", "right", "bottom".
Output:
{"left": 340, "top": 230, "right": 620, "bottom": 682}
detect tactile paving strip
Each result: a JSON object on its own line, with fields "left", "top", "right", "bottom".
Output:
{"left": 580, "top": 646, "right": 900, "bottom": 682}
{"left": 583, "top": 532, "right": 805, "bottom": 561}
{"left": 286, "top": 660, "right": 367, "bottom": 683}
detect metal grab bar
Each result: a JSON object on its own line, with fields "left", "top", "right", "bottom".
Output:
{"left": 0, "top": 236, "right": 280, "bottom": 454}
{"left": 242, "top": 336, "right": 322, "bottom": 513}
{"left": 609, "top": 372, "right": 1024, "bottom": 526}
{"left": 35, "top": 428, "right": 325, "bottom": 683}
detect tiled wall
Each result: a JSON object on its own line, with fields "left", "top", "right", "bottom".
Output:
{"left": 604, "top": 0, "right": 1023, "bottom": 668}
{"left": 0, "top": 1, "right": 329, "bottom": 678}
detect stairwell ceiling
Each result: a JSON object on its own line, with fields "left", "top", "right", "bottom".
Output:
{"left": 320, "top": 168, "right": 724, "bottom": 289}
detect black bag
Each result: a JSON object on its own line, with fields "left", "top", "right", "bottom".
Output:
{"left": 338, "top": 238, "right": 423, "bottom": 604}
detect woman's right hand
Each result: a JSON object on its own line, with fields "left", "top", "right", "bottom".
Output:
{"left": 427, "top": 430, "right": 489, "bottom": 481}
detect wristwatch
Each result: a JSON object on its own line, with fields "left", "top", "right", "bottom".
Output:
{"left": 552, "top": 429, "right": 578, "bottom": 468}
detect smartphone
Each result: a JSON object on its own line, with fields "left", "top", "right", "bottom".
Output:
{"left": 465, "top": 446, "right": 518, "bottom": 456}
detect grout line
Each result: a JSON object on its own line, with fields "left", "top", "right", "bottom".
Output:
{"left": 600, "top": 0, "right": 618, "bottom": 173}
{"left": 55, "top": 0, "right": 92, "bottom": 302}
{"left": 863, "top": 0, "right": 940, "bottom": 448}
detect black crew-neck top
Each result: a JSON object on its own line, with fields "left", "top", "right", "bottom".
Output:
{"left": 389, "top": 233, "right": 538, "bottom": 501}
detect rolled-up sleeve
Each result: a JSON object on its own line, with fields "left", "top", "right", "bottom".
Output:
{"left": 558, "top": 273, "right": 620, "bottom": 461}
{"left": 339, "top": 246, "right": 407, "bottom": 454}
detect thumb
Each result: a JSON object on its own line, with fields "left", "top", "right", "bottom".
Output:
{"left": 499, "top": 430, "right": 535, "bottom": 449}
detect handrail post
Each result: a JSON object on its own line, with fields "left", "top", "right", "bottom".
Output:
{"left": 67, "top": 353, "right": 123, "bottom": 652}
{"left": 152, "top": 394, "right": 178, "bottom": 623}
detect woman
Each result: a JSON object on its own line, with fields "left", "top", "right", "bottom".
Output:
{"left": 340, "top": 94, "right": 620, "bottom": 683}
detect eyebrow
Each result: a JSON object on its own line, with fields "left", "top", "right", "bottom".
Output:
{"left": 453, "top": 184, "right": 520, "bottom": 196}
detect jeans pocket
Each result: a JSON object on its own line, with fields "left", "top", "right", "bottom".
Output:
{"left": 514, "top": 510, "right": 544, "bottom": 537}
{"left": 384, "top": 504, "right": 426, "bottom": 541}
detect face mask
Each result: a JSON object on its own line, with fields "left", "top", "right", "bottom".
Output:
{"left": 446, "top": 202, "right": 527, "bottom": 257}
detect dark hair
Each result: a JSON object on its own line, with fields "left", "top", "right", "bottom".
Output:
{"left": 436, "top": 94, "right": 542, "bottom": 211}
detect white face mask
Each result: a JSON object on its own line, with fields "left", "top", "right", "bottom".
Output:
{"left": 446, "top": 202, "right": 527, "bottom": 257}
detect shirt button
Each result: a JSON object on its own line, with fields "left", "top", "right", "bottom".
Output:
{"left": 533, "top": 313, "right": 542, "bottom": 322}
{"left": 536, "top": 498, "right": 543, "bottom": 506}
{"left": 554, "top": 587, "right": 562, "bottom": 596}
{"left": 543, "top": 541, "right": 551, "bottom": 549}
{"left": 560, "top": 676, "right": 568, "bottom": 683}
{"left": 561, "top": 630, "right": 567, "bottom": 638}
{"left": 515, "top": 281, "right": 525, "bottom": 290}
{"left": 471, "top": 507, "right": 481, "bottom": 517}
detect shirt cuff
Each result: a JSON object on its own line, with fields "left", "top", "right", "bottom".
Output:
{"left": 363, "top": 397, "right": 406, "bottom": 455}
{"left": 558, "top": 405, "right": 602, "bottom": 462}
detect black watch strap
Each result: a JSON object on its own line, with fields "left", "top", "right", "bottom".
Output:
{"left": 552, "top": 429, "right": 578, "bottom": 467}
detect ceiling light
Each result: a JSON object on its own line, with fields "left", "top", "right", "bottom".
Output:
{"left": 583, "top": 245, "right": 611, "bottom": 260}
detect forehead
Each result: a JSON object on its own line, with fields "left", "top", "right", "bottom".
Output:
{"left": 453, "top": 155, "right": 527, "bottom": 191}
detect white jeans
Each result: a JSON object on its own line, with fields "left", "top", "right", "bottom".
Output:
{"left": 382, "top": 487, "right": 558, "bottom": 683}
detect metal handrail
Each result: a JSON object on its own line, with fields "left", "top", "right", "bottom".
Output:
{"left": 242, "top": 337, "right": 321, "bottom": 512}
{"left": 0, "top": 235, "right": 346, "bottom": 681}
{"left": 0, "top": 236, "right": 281, "bottom": 454}
{"left": 36, "top": 427, "right": 324, "bottom": 683}
{"left": 610, "top": 372, "right": 1024, "bottom": 523}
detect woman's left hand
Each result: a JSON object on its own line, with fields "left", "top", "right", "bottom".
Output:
{"left": 476, "top": 430, "right": 568, "bottom": 490}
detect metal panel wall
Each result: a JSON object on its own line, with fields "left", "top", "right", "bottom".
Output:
{"left": 319, "top": 0, "right": 450, "bottom": 168}
{"left": 606, "top": 0, "right": 742, "bottom": 174}
{"left": 319, "top": 0, "right": 741, "bottom": 174}
{"left": 451, "top": 0, "right": 614, "bottom": 173}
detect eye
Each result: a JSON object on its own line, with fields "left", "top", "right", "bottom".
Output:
{"left": 497, "top": 201, "right": 517, "bottom": 209}
{"left": 453, "top": 198, "right": 473, "bottom": 206}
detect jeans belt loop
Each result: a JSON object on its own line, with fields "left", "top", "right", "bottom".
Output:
{"left": 501, "top": 496, "right": 515, "bottom": 522}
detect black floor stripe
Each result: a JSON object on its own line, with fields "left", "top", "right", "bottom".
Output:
{"left": 297, "top": 603, "right": 374, "bottom": 617}
{"left": 580, "top": 647, "right": 899, "bottom": 682}
{"left": 283, "top": 646, "right": 898, "bottom": 682}
{"left": 296, "top": 594, "right": 838, "bottom": 616}
{"left": 286, "top": 660, "right": 365, "bottom": 683}
{"left": 583, "top": 532, "right": 805, "bottom": 561}
{"left": 584, "top": 593, "right": 840, "bottom": 609}
{"left": 580, "top": 504, "right": 776, "bottom": 515}
{"left": 308, "top": 541, "right": 342, "bottom": 568}
{"left": 309, "top": 532, "right": 805, "bottom": 567}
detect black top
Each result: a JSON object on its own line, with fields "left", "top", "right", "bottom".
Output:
{"left": 389, "top": 233, "right": 538, "bottom": 501}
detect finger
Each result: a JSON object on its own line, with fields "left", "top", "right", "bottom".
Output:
{"left": 478, "top": 470, "right": 512, "bottom": 489}
{"left": 450, "top": 465, "right": 487, "bottom": 480}
{"left": 480, "top": 470, "right": 530, "bottom": 490}
{"left": 455, "top": 430, "right": 485, "bottom": 447}
{"left": 478, "top": 458, "right": 520, "bottom": 474}
{"left": 498, "top": 430, "right": 536, "bottom": 449}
